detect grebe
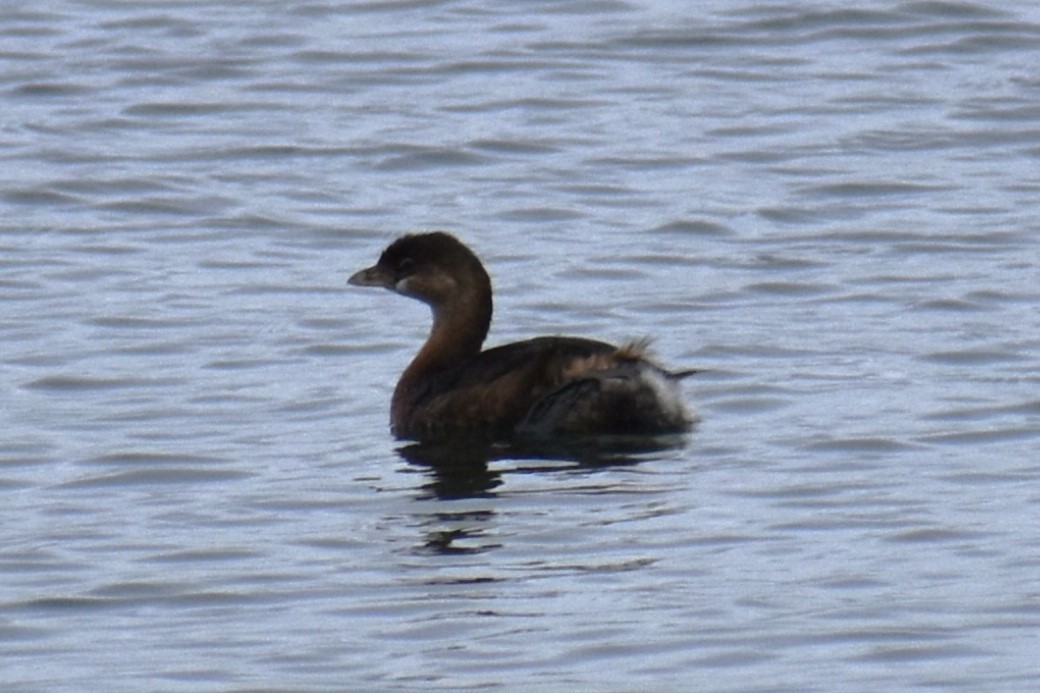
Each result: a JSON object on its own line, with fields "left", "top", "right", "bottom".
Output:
{"left": 349, "top": 232, "right": 695, "bottom": 443}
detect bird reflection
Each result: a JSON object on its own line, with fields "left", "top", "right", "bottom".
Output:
{"left": 397, "top": 442, "right": 504, "bottom": 500}
{"left": 396, "top": 435, "right": 689, "bottom": 556}
{"left": 397, "top": 433, "right": 688, "bottom": 501}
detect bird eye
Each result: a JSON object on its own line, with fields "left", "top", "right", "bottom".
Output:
{"left": 397, "top": 257, "right": 416, "bottom": 276}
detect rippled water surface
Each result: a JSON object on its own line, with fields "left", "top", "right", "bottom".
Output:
{"left": 3, "top": 1, "right": 1040, "bottom": 690}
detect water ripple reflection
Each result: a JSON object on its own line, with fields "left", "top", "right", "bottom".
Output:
{"left": 3, "top": 0, "right": 1040, "bottom": 690}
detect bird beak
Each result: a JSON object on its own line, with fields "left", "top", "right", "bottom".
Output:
{"left": 348, "top": 264, "right": 394, "bottom": 289}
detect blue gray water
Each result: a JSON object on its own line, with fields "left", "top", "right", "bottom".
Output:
{"left": 2, "top": 1, "right": 1040, "bottom": 690}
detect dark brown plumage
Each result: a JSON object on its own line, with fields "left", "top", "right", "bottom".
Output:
{"left": 349, "top": 232, "right": 695, "bottom": 443}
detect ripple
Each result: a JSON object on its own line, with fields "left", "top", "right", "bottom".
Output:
{"left": 23, "top": 375, "right": 153, "bottom": 392}
{"left": 10, "top": 596, "right": 113, "bottom": 612}
{"left": 83, "top": 451, "right": 225, "bottom": 467}
{"left": 803, "top": 181, "right": 953, "bottom": 198}
{"left": 2, "top": 188, "right": 82, "bottom": 206}
{"left": 372, "top": 147, "right": 491, "bottom": 171}
{"left": 708, "top": 396, "right": 789, "bottom": 414}
{"left": 884, "top": 527, "right": 990, "bottom": 543}
{"left": 651, "top": 219, "right": 734, "bottom": 237}
{"left": 745, "top": 280, "right": 836, "bottom": 296}
{"left": 9, "top": 82, "right": 92, "bottom": 97}
{"left": 805, "top": 437, "right": 918, "bottom": 453}
{"left": 919, "top": 348, "right": 1026, "bottom": 365}
{"left": 59, "top": 467, "right": 251, "bottom": 488}
{"left": 853, "top": 643, "right": 990, "bottom": 662}
{"left": 922, "top": 399, "right": 1040, "bottom": 421}
{"left": 495, "top": 207, "right": 584, "bottom": 222}
{"left": 919, "top": 428, "right": 1040, "bottom": 445}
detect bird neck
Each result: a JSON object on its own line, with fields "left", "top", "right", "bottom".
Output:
{"left": 391, "top": 287, "right": 492, "bottom": 430}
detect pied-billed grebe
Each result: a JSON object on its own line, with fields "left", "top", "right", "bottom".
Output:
{"left": 349, "top": 232, "right": 696, "bottom": 443}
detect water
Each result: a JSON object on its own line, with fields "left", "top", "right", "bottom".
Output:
{"left": 3, "top": 1, "right": 1040, "bottom": 690}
